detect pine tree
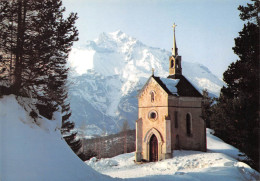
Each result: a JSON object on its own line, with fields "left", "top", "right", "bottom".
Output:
{"left": 201, "top": 89, "right": 214, "bottom": 128}
{"left": 212, "top": 0, "right": 259, "bottom": 171}
{"left": 0, "top": 0, "right": 78, "bottom": 99}
{"left": 60, "top": 97, "right": 82, "bottom": 154}
{"left": 0, "top": 0, "right": 82, "bottom": 155}
{"left": 0, "top": 1, "right": 20, "bottom": 92}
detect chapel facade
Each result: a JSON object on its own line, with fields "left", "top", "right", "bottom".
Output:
{"left": 135, "top": 24, "right": 206, "bottom": 162}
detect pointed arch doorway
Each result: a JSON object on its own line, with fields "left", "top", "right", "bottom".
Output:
{"left": 149, "top": 134, "right": 158, "bottom": 162}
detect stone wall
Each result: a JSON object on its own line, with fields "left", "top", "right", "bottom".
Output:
{"left": 168, "top": 96, "right": 206, "bottom": 152}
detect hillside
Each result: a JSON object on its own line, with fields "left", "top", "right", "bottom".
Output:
{"left": 68, "top": 30, "right": 225, "bottom": 137}
{"left": 0, "top": 95, "right": 114, "bottom": 181}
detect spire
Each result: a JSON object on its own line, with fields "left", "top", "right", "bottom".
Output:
{"left": 172, "top": 23, "right": 178, "bottom": 57}
{"left": 168, "top": 23, "right": 182, "bottom": 78}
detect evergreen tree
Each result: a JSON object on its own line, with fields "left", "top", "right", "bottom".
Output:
{"left": 212, "top": 0, "right": 259, "bottom": 171}
{"left": 0, "top": 0, "right": 78, "bottom": 100}
{"left": 0, "top": 1, "right": 20, "bottom": 92}
{"left": 0, "top": 0, "right": 82, "bottom": 155}
{"left": 201, "top": 89, "right": 214, "bottom": 128}
{"left": 60, "top": 93, "right": 82, "bottom": 154}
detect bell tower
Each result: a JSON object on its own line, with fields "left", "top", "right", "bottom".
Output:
{"left": 168, "top": 23, "right": 182, "bottom": 78}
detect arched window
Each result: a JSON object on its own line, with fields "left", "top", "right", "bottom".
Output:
{"left": 151, "top": 91, "right": 155, "bottom": 102}
{"left": 176, "top": 60, "right": 179, "bottom": 68}
{"left": 170, "top": 60, "right": 174, "bottom": 68}
{"left": 186, "top": 113, "right": 192, "bottom": 136}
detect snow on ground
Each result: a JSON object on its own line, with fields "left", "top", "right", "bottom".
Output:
{"left": 206, "top": 129, "right": 247, "bottom": 160}
{"left": 86, "top": 129, "right": 260, "bottom": 181}
{"left": 1, "top": 95, "right": 259, "bottom": 181}
{"left": 0, "top": 95, "right": 114, "bottom": 181}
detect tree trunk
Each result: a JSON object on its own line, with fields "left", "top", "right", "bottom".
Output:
{"left": 12, "top": 0, "right": 27, "bottom": 94}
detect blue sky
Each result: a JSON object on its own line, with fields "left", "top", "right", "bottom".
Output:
{"left": 63, "top": 0, "right": 249, "bottom": 78}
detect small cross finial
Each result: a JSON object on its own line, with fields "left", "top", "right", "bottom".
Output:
{"left": 172, "top": 23, "right": 177, "bottom": 30}
{"left": 152, "top": 68, "right": 154, "bottom": 76}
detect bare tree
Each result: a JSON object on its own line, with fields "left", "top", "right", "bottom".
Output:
{"left": 121, "top": 120, "right": 130, "bottom": 153}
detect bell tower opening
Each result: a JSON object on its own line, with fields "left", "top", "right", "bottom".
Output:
{"left": 170, "top": 60, "right": 174, "bottom": 68}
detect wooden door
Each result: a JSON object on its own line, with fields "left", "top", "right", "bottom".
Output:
{"left": 149, "top": 135, "right": 158, "bottom": 162}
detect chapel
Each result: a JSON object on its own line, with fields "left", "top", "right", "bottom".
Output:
{"left": 135, "top": 24, "right": 206, "bottom": 162}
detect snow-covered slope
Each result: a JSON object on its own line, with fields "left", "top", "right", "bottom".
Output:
{"left": 1, "top": 95, "right": 259, "bottom": 181}
{"left": 0, "top": 95, "right": 114, "bottom": 181}
{"left": 68, "top": 30, "right": 225, "bottom": 136}
{"left": 85, "top": 129, "right": 260, "bottom": 181}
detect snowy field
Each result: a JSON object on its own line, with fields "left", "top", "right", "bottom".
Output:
{"left": 86, "top": 129, "right": 260, "bottom": 181}
{"left": 0, "top": 95, "right": 259, "bottom": 181}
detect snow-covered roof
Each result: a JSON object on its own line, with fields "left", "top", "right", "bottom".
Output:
{"left": 139, "top": 75, "right": 202, "bottom": 97}
{"left": 159, "top": 77, "right": 179, "bottom": 95}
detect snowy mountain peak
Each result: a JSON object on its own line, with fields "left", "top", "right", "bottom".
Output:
{"left": 69, "top": 30, "right": 167, "bottom": 78}
{"left": 94, "top": 30, "right": 138, "bottom": 50}
{"left": 109, "top": 30, "right": 129, "bottom": 40}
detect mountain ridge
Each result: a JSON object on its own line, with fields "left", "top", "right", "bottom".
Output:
{"left": 68, "top": 31, "right": 225, "bottom": 137}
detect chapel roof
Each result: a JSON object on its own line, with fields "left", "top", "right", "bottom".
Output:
{"left": 152, "top": 74, "right": 202, "bottom": 97}
{"left": 152, "top": 76, "right": 179, "bottom": 95}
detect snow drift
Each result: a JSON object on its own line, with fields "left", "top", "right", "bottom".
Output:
{"left": 0, "top": 95, "right": 113, "bottom": 181}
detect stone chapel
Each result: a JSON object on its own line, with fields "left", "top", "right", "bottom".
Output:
{"left": 135, "top": 24, "right": 206, "bottom": 162}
